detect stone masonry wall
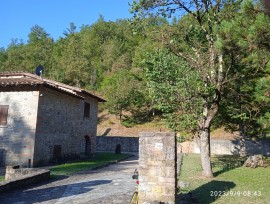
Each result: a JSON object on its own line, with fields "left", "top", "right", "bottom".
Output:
{"left": 96, "top": 136, "right": 139, "bottom": 152}
{"left": 34, "top": 87, "right": 99, "bottom": 166}
{"left": 180, "top": 139, "right": 270, "bottom": 156}
{"left": 139, "top": 132, "right": 177, "bottom": 204}
{"left": 0, "top": 88, "right": 39, "bottom": 167}
{"left": 0, "top": 167, "right": 50, "bottom": 193}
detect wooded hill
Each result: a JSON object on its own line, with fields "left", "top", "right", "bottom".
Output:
{"left": 0, "top": 1, "right": 270, "bottom": 142}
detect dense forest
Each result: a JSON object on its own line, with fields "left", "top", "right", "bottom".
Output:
{"left": 0, "top": 1, "right": 269, "bottom": 142}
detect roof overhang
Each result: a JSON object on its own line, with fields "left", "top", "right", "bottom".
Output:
{"left": 0, "top": 71, "right": 106, "bottom": 101}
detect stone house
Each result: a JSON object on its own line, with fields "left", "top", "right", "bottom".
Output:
{"left": 0, "top": 72, "right": 105, "bottom": 167}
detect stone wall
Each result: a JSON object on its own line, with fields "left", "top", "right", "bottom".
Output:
{"left": 0, "top": 167, "right": 50, "bottom": 193}
{"left": 0, "top": 88, "right": 39, "bottom": 167}
{"left": 96, "top": 136, "right": 139, "bottom": 152}
{"left": 139, "top": 132, "right": 177, "bottom": 204}
{"left": 180, "top": 139, "right": 270, "bottom": 156}
{"left": 0, "top": 149, "right": 5, "bottom": 166}
{"left": 0, "top": 86, "right": 99, "bottom": 167}
{"left": 5, "top": 165, "right": 46, "bottom": 180}
{"left": 34, "top": 87, "right": 99, "bottom": 166}
{"left": 97, "top": 136, "right": 270, "bottom": 156}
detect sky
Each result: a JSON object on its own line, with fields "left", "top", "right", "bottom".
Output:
{"left": 0, "top": 0, "right": 133, "bottom": 49}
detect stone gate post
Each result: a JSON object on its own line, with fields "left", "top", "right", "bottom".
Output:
{"left": 138, "top": 132, "right": 177, "bottom": 204}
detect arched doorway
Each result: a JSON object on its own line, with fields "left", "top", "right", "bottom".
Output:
{"left": 84, "top": 135, "right": 91, "bottom": 156}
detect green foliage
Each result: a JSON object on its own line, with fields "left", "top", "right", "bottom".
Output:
{"left": 99, "top": 69, "right": 149, "bottom": 120}
{"left": 215, "top": 1, "right": 270, "bottom": 137}
{"left": 57, "top": 34, "right": 92, "bottom": 87}
{"left": 3, "top": 25, "right": 54, "bottom": 74}
{"left": 0, "top": 176, "right": 4, "bottom": 181}
{"left": 143, "top": 49, "right": 204, "bottom": 132}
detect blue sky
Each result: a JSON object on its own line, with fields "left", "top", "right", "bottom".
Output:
{"left": 0, "top": 0, "right": 132, "bottom": 49}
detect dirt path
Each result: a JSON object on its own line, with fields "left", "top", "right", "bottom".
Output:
{"left": 0, "top": 156, "right": 138, "bottom": 204}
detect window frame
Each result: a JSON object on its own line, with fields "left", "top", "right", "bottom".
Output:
{"left": 0, "top": 105, "right": 9, "bottom": 126}
{"left": 83, "top": 102, "right": 90, "bottom": 118}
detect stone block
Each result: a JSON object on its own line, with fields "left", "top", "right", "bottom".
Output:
{"left": 163, "top": 186, "right": 176, "bottom": 195}
{"left": 165, "top": 167, "right": 176, "bottom": 178}
{"left": 165, "top": 153, "right": 175, "bottom": 160}
{"left": 139, "top": 132, "right": 155, "bottom": 137}
{"left": 158, "top": 176, "right": 176, "bottom": 183}
{"left": 165, "top": 160, "right": 175, "bottom": 166}
{"left": 152, "top": 185, "right": 163, "bottom": 193}
{"left": 139, "top": 183, "right": 151, "bottom": 192}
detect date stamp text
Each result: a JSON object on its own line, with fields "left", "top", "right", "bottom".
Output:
{"left": 210, "top": 190, "right": 262, "bottom": 197}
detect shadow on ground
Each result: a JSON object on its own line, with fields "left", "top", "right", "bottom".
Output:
{"left": 212, "top": 155, "right": 246, "bottom": 177}
{"left": 178, "top": 180, "right": 236, "bottom": 204}
{"left": 0, "top": 179, "right": 112, "bottom": 203}
{"left": 73, "top": 156, "right": 138, "bottom": 175}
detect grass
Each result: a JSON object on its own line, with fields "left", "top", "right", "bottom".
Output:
{"left": 179, "top": 154, "right": 270, "bottom": 203}
{"left": 0, "top": 176, "right": 4, "bottom": 181}
{"left": 49, "top": 152, "right": 131, "bottom": 177}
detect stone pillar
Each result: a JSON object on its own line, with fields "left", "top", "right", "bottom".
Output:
{"left": 139, "top": 132, "right": 177, "bottom": 204}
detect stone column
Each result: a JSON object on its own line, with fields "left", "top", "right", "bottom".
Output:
{"left": 139, "top": 132, "right": 177, "bottom": 204}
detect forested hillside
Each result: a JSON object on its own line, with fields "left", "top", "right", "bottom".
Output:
{"left": 1, "top": 1, "right": 270, "bottom": 144}
{"left": 0, "top": 16, "right": 168, "bottom": 129}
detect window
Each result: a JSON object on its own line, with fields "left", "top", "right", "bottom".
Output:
{"left": 84, "top": 102, "right": 90, "bottom": 118}
{"left": 0, "top": 105, "right": 9, "bottom": 126}
{"left": 53, "top": 145, "right": 62, "bottom": 162}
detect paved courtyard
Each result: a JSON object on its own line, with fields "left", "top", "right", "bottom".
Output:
{"left": 0, "top": 156, "right": 138, "bottom": 204}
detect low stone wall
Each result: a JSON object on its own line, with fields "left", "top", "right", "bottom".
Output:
{"left": 96, "top": 136, "right": 139, "bottom": 152}
{"left": 97, "top": 136, "right": 270, "bottom": 156}
{"left": 180, "top": 139, "right": 270, "bottom": 156}
{"left": 0, "top": 167, "right": 50, "bottom": 193}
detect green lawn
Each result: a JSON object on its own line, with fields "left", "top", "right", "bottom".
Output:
{"left": 0, "top": 176, "right": 4, "bottom": 181}
{"left": 179, "top": 154, "right": 270, "bottom": 203}
{"left": 49, "top": 152, "right": 131, "bottom": 176}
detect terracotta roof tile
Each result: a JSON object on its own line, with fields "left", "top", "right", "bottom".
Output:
{"left": 0, "top": 78, "right": 42, "bottom": 86}
{"left": 0, "top": 71, "right": 106, "bottom": 102}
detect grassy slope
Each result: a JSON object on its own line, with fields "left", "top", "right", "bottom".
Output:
{"left": 97, "top": 111, "right": 169, "bottom": 137}
{"left": 97, "top": 111, "right": 237, "bottom": 139}
{"left": 179, "top": 154, "right": 270, "bottom": 203}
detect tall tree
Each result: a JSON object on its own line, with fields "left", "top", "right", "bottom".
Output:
{"left": 4, "top": 41, "right": 28, "bottom": 71}
{"left": 58, "top": 34, "right": 91, "bottom": 87}
{"left": 0, "top": 48, "right": 7, "bottom": 71}
{"left": 217, "top": 1, "right": 270, "bottom": 155}
{"left": 63, "top": 22, "right": 77, "bottom": 36}
{"left": 131, "top": 0, "right": 270, "bottom": 177}
{"left": 27, "top": 25, "right": 54, "bottom": 75}
{"left": 99, "top": 69, "right": 147, "bottom": 121}
{"left": 143, "top": 49, "right": 204, "bottom": 133}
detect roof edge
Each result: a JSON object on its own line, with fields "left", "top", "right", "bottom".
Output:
{"left": 0, "top": 71, "right": 106, "bottom": 102}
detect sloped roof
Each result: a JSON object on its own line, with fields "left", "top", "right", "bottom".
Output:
{"left": 0, "top": 72, "right": 106, "bottom": 102}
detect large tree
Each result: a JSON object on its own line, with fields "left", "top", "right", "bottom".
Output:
{"left": 217, "top": 1, "right": 270, "bottom": 155}
{"left": 131, "top": 0, "right": 270, "bottom": 177}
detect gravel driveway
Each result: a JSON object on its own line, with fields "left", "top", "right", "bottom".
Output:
{"left": 0, "top": 156, "right": 138, "bottom": 204}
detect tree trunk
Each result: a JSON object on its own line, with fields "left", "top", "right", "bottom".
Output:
{"left": 239, "top": 124, "right": 247, "bottom": 157}
{"left": 200, "top": 127, "right": 213, "bottom": 178}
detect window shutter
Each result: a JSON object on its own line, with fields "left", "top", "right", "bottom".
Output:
{"left": 84, "top": 102, "right": 90, "bottom": 118}
{"left": 0, "top": 105, "right": 9, "bottom": 125}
